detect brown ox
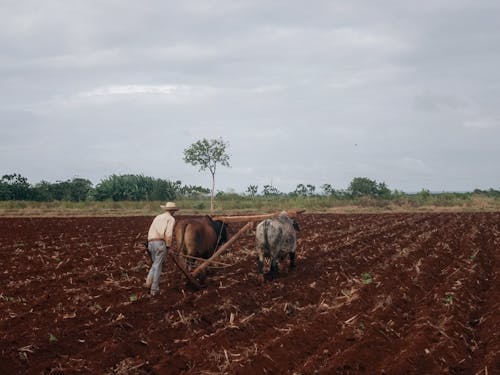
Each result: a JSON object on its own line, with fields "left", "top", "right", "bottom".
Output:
{"left": 174, "top": 216, "right": 229, "bottom": 269}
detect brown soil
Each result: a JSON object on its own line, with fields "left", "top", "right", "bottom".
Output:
{"left": 0, "top": 213, "right": 499, "bottom": 374}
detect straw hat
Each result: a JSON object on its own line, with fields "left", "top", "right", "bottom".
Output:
{"left": 160, "top": 201, "right": 179, "bottom": 211}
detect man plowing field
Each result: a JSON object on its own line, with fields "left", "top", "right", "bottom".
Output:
{"left": 145, "top": 201, "right": 178, "bottom": 296}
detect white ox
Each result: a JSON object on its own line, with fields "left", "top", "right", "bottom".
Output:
{"left": 255, "top": 211, "right": 299, "bottom": 280}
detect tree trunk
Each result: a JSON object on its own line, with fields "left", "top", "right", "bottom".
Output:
{"left": 210, "top": 173, "right": 215, "bottom": 212}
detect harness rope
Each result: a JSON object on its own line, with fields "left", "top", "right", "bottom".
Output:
{"left": 173, "top": 220, "right": 233, "bottom": 269}
{"left": 173, "top": 251, "right": 233, "bottom": 268}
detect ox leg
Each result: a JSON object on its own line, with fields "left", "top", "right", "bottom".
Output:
{"left": 256, "top": 253, "right": 265, "bottom": 283}
{"left": 270, "top": 259, "right": 279, "bottom": 279}
{"left": 185, "top": 254, "right": 195, "bottom": 270}
{"left": 257, "top": 258, "right": 264, "bottom": 274}
{"left": 289, "top": 252, "right": 296, "bottom": 269}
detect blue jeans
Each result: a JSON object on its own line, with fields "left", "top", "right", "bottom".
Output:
{"left": 147, "top": 240, "right": 167, "bottom": 294}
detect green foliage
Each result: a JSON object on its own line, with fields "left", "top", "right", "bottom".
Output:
{"left": 33, "top": 178, "right": 93, "bottom": 201}
{"left": 415, "top": 189, "right": 431, "bottom": 204}
{"left": 443, "top": 294, "right": 454, "bottom": 305}
{"left": 376, "top": 182, "right": 392, "bottom": 199}
{"left": 262, "top": 184, "right": 281, "bottom": 196}
{"left": 408, "top": 190, "right": 472, "bottom": 207}
{"left": 246, "top": 185, "right": 258, "bottom": 197}
{"left": 361, "top": 273, "right": 373, "bottom": 285}
{"left": 49, "top": 333, "right": 58, "bottom": 343}
{"left": 306, "top": 184, "right": 316, "bottom": 195}
{"left": 1, "top": 175, "right": 93, "bottom": 202}
{"left": 94, "top": 174, "right": 178, "bottom": 201}
{"left": 473, "top": 188, "right": 500, "bottom": 197}
{"left": 183, "top": 138, "right": 230, "bottom": 174}
{"left": 434, "top": 192, "right": 472, "bottom": 206}
{"left": 31, "top": 180, "right": 52, "bottom": 201}
{"left": 194, "top": 202, "right": 206, "bottom": 210}
{"left": 183, "top": 138, "right": 231, "bottom": 211}
{"left": 215, "top": 190, "right": 240, "bottom": 199}
{"left": 318, "top": 185, "right": 348, "bottom": 199}
{"left": 177, "top": 184, "right": 210, "bottom": 197}
{"left": 292, "top": 184, "right": 316, "bottom": 197}
{"left": 320, "top": 183, "right": 334, "bottom": 195}
{"left": 1, "top": 173, "right": 499, "bottom": 213}
{"left": 293, "top": 184, "right": 308, "bottom": 197}
{"left": 1, "top": 192, "right": 500, "bottom": 215}
{"left": 348, "top": 177, "right": 378, "bottom": 197}
{"left": 348, "top": 177, "right": 392, "bottom": 199}
{"left": 0, "top": 174, "right": 32, "bottom": 200}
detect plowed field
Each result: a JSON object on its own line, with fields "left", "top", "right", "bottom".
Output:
{"left": 1, "top": 213, "right": 499, "bottom": 374}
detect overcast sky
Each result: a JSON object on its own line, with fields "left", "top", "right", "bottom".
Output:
{"left": 1, "top": 1, "right": 499, "bottom": 193}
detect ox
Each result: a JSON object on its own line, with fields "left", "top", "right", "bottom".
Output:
{"left": 174, "top": 216, "right": 229, "bottom": 270}
{"left": 255, "top": 211, "right": 299, "bottom": 280}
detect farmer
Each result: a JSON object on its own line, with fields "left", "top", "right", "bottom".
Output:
{"left": 145, "top": 201, "right": 179, "bottom": 296}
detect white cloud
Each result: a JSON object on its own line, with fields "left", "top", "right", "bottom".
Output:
{"left": 463, "top": 118, "right": 499, "bottom": 129}
{"left": 79, "top": 84, "right": 195, "bottom": 97}
{"left": 243, "top": 85, "right": 286, "bottom": 94}
{"left": 328, "top": 65, "right": 412, "bottom": 89}
{"left": 395, "top": 157, "right": 433, "bottom": 173}
{"left": 414, "top": 92, "right": 468, "bottom": 113}
{"left": 73, "top": 84, "right": 220, "bottom": 107}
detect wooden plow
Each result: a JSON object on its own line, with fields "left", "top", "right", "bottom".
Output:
{"left": 172, "top": 210, "right": 305, "bottom": 289}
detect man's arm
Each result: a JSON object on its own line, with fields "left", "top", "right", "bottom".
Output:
{"left": 164, "top": 217, "right": 175, "bottom": 247}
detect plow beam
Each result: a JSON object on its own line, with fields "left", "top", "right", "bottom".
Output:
{"left": 212, "top": 210, "right": 305, "bottom": 223}
{"left": 168, "top": 252, "right": 201, "bottom": 289}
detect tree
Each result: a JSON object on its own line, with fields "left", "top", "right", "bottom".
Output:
{"left": 348, "top": 177, "right": 378, "bottom": 197}
{"left": 321, "top": 183, "right": 334, "bottom": 196}
{"left": 32, "top": 181, "right": 53, "bottom": 201}
{"left": 94, "top": 174, "right": 178, "bottom": 201}
{"left": 177, "top": 183, "right": 210, "bottom": 198}
{"left": 44, "top": 178, "right": 93, "bottom": 201}
{"left": 293, "top": 184, "right": 307, "bottom": 197}
{"left": 68, "top": 178, "right": 93, "bottom": 201}
{"left": 306, "top": 184, "right": 316, "bottom": 196}
{"left": 246, "top": 185, "right": 258, "bottom": 197}
{"left": 183, "top": 138, "right": 230, "bottom": 211}
{"left": 0, "top": 174, "right": 32, "bottom": 200}
{"left": 375, "top": 182, "right": 392, "bottom": 199}
{"left": 348, "top": 177, "right": 393, "bottom": 199}
{"left": 262, "top": 184, "right": 280, "bottom": 196}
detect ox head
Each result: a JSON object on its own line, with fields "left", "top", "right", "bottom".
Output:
{"left": 213, "top": 220, "right": 229, "bottom": 246}
{"left": 278, "top": 211, "right": 300, "bottom": 232}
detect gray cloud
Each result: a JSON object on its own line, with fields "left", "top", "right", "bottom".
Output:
{"left": 1, "top": 0, "right": 499, "bottom": 193}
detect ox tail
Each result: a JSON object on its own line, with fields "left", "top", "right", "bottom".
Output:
{"left": 263, "top": 219, "right": 270, "bottom": 252}
{"left": 177, "top": 222, "right": 196, "bottom": 268}
{"left": 213, "top": 222, "right": 226, "bottom": 251}
{"left": 177, "top": 222, "right": 189, "bottom": 256}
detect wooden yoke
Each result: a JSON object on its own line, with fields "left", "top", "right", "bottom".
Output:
{"left": 191, "top": 221, "right": 254, "bottom": 278}
{"left": 212, "top": 210, "right": 305, "bottom": 223}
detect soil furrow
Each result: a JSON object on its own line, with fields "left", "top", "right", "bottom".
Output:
{"left": 0, "top": 214, "right": 498, "bottom": 374}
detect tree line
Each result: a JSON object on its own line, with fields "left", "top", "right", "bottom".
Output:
{"left": 0, "top": 173, "right": 209, "bottom": 202}
{"left": 242, "top": 178, "right": 394, "bottom": 199}
{"left": 3, "top": 173, "right": 497, "bottom": 202}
